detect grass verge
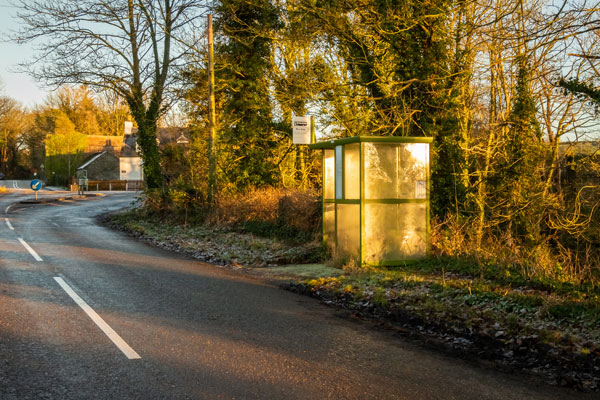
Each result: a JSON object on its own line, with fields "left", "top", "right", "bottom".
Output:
{"left": 286, "top": 257, "right": 600, "bottom": 391}
{"left": 106, "top": 209, "right": 325, "bottom": 267}
{"left": 105, "top": 205, "right": 599, "bottom": 391}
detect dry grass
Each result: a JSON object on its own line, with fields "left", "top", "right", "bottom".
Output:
{"left": 138, "top": 186, "right": 321, "bottom": 243}
{"left": 208, "top": 187, "right": 281, "bottom": 225}
{"left": 278, "top": 190, "right": 321, "bottom": 232}
{"left": 207, "top": 187, "right": 320, "bottom": 232}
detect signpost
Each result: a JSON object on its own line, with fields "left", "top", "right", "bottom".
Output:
{"left": 30, "top": 179, "right": 42, "bottom": 201}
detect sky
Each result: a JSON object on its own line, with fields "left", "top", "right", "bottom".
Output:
{"left": 0, "top": 3, "right": 50, "bottom": 108}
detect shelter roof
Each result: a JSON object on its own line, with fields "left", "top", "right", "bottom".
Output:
{"left": 310, "top": 135, "right": 433, "bottom": 149}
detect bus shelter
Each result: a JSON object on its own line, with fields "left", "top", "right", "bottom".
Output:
{"left": 310, "top": 136, "right": 432, "bottom": 266}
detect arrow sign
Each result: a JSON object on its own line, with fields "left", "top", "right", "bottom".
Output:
{"left": 30, "top": 179, "right": 42, "bottom": 191}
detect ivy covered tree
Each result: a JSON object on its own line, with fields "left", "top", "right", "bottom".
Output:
{"left": 559, "top": 78, "right": 600, "bottom": 109}
{"left": 301, "top": 0, "right": 467, "bottom": 216}
{"left": 484, "top": 53, "right": 546, "bottom": 245}
{"left": 213, "top": 0, "right": 282, "bottom": 192}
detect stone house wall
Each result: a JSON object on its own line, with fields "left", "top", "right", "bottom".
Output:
{"left": 80, "top": 152, "right": 120, "bottom": 180}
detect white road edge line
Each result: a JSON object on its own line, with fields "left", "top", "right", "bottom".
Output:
{"left": 17, "top": 238, "right": 43, "bottom": 262}
{"left": 5, "top": 218, "right": 14, "bottom": 230}
{"left": 5, "top": 205, "right": 13, "bottom": 214}
{"left": 54, "top": 277, "right": 141, "bottom": 360}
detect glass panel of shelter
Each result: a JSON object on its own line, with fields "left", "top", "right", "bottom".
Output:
{"left": 364, "top": 142, "right": 429, "bottom": 200}
{"left": 344, "top": 143, "right": 360, "bottom": 199}
{"left": 323, "top": 149, "right": 335, "bottom": 200}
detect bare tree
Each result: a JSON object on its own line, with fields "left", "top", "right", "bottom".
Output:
{"left": 14, "top": 0, "right": 207, "bottom": 188}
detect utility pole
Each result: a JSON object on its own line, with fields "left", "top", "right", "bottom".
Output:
{"left": 207, "top": 14, "right": 217, "bottom": 203}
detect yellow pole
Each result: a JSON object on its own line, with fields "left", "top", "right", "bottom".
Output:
{"left": 207, "top": 14, "right": 217, "bottom": 202}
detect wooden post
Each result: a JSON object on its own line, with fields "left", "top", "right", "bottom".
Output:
{"left": 207, "top": 14, "right": 217, "bottom": 203}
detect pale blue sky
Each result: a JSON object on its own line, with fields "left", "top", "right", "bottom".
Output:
{"left": 0, "top": 3, "right": 49, "bottom": 108}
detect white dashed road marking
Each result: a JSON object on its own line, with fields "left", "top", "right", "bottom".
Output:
{"left": 54, "top": 277, "right": 141, "bottom": 360}
{"left": 18, "top": 238, "right": 43, "bottom": 262}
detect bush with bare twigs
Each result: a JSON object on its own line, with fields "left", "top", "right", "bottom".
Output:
{"left": 431, "top": 214, "right": 600, "bottom": 287}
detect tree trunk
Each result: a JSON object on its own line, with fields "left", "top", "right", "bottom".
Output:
{"left": 136, "top": 114, "right": 163, "bottom": 190}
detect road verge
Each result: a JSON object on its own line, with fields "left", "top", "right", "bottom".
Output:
{"left": 104, "top": 210, "right": 599, "bottom": 392}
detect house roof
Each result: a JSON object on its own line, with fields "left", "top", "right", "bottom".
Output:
{"left": 82, "top": 128, "right": 190, "bottom": 156}
{"left": 78, "top": 152, "right": 107, "bottom": 170}
{"left": 85, "top": 136, "right": 126, "bottom": 153}
{"left": 176, "top": 133, "right": 190, "bottom": 144}
{"left": 78, "top": 151, "right": 119, "bottom": 170}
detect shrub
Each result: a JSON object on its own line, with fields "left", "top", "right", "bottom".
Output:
{"left": 278, "top": 190, "right": 321, "bottom": 233}
{"left": 431, "top": 214, "right": 600, "bottom": 289}
{"left": 137, "top": 185, "right": 322, "bottom": 244}
{"left": 207, "top": 187, "right": 282, "bottom": 226}
{"left": 205, "top": 187, "right": 321, "bottom": 240}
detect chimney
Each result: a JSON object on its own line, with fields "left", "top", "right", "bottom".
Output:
{"left": 103, "top": 139, "right": 114, "bottom": 153}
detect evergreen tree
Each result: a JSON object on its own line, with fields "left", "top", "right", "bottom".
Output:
{"left": 215, "top": 0, "right": 281, "bottom": 192}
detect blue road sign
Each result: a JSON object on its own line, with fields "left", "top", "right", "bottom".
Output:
{"left": 30, "top": 179, "right": 42, "bottom": 191}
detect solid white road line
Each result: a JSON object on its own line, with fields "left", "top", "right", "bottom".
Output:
{"left": 5, "top": 218, "right": 14, "bottom": 230}
{"left": 17, "top": 238, "right": 43, "bottom": 262}
{"left": 5, "top": 205, "right": 13, "bottom": 214}
{"left": 54, "top": 277, "right": 141, "bottom": 360}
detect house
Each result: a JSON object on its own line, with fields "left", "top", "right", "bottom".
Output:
{"left": 83, "top": 128, "right": 190, "bottom": 155}
{"left": 76, "top": 127, "right": 188, "bottom": 184}
{"left": 77, "top": 150, "right": 120, "bottom": 181}
{"left": 119, "top": 156, "right": 143, "bottom": 181}
{"left": 78, "top": 140, "right": 143, "bottom": 182}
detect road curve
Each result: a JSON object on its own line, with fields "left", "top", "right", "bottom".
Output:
{"left": 0, "top": 191, "right": 594, "bottom": 399}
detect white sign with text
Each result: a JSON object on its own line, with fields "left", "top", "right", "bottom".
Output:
{"left": 292, "top": 116, "right": 312, "bottom": 144}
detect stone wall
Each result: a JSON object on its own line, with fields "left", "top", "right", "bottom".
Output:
{"left": 82, "top": 152, "right": 120, "bottom": 180}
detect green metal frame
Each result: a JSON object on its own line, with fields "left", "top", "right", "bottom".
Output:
{"left": 322, "top": 149, "right": 334, "bottom": 247}
{"left": 314, "top": 136, "right": 433, "bottom": 266}
{"left": 310, "top": 135, "right": 434, "bottom": 149}
{"left": 360, "top": 142, "right": 365, "bottom": 264}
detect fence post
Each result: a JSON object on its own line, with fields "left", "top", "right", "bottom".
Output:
{"left": 109, "top": 183, "right": 112, "bottom": 191}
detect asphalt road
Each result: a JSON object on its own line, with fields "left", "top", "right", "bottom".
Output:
{"left": 0, "top": 190, "right": 595, "bottom": 399}
{"left": 0, "top": 180, "right": 38, "bottom": 190}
